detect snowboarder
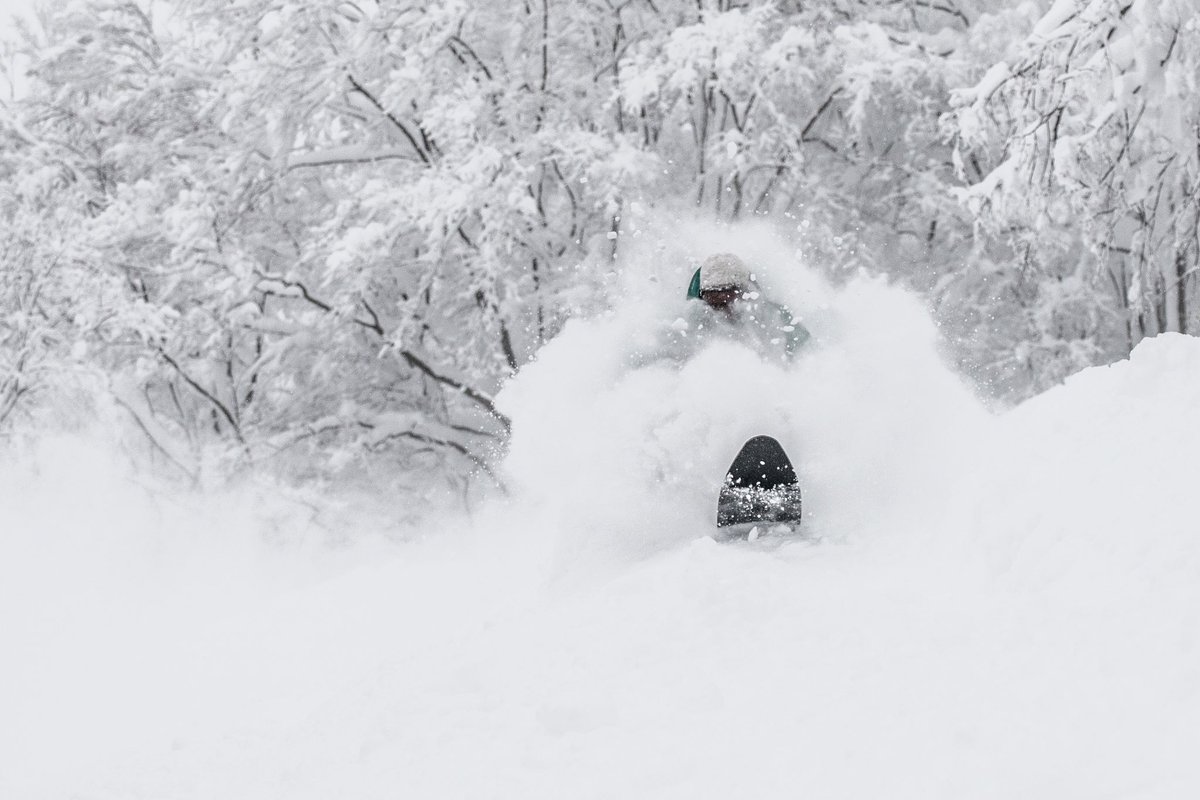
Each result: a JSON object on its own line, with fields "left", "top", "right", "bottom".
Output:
{"left": 678, "top": 254, "right": 810, "bottom": 538}
{"left": 678, "top": 252, "right": 810, "bottom": 362}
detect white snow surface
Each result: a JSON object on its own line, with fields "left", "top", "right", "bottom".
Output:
{"left": 4, "top": 261, "right": 1200, "bottom": 797}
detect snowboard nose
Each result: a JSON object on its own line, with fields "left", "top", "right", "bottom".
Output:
{"left": 724, "top": 435, "right": 796, "bottom": 490}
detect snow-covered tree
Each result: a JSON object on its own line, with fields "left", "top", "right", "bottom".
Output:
{"left": 616, "top": 0, "right": 978, "bottom": 266}
{"left": 0, "top": 0, "right": 655, "bottom": 498}
{"left": 950, "top": 0, "right": 1200, "bottom": 364}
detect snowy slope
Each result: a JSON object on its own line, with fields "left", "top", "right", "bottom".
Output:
{"left": 3, "top": 280, "right": 1200, "bottom": 798}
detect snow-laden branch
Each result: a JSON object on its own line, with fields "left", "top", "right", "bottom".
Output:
{"left": 255, "top": 276, "right": 510, "bottom": 432}
{"left": 286, "top": 146, "right": 419, "bottom": 170}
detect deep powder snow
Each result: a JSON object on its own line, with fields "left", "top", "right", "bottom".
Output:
{"left": 3, "top": 250, "right": 1199, "bottom": 798}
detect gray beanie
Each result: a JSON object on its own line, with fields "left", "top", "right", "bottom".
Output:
{"left": 699, "top": 253, "right": 754, "bottom": 290}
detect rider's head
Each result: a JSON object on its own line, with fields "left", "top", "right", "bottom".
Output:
{"left": 690, "top": 253, "right": 756, "bottom": 313}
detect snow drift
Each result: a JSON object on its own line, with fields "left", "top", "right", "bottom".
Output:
{"left": 4, "top": 247, "right": 1200, "bottom": 797}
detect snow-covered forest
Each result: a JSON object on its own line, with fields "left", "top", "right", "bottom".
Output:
{"left": 3, "top": 0, "right": 1198, "bottom": 503}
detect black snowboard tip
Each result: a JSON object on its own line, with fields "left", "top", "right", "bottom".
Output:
{"left": 717, "top": 435, "right": 802, "bottom": 530}
{"left": 724, "top": 435, "right": 796, "bottom": 490}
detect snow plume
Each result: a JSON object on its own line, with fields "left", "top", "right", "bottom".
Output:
{"left": 496, "top": 217, "right": 987, "bottom": 566}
